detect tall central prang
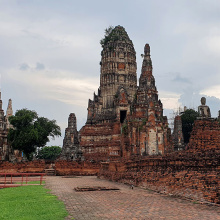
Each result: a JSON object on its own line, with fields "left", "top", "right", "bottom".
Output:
{"left": 100, "top": 25, "right": 137, "bottom": 109}
{"left": 86, "top": 26, "right": 137, "bottom": 124}
{"left": 79, "top": 25, "right": 172, "bottom": 162}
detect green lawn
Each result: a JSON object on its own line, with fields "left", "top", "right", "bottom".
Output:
{"left": 0, "top": 185, "right": 68, "bottom": 220}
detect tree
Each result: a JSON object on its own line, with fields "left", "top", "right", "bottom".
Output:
{"left": 100, "top": 26, "right": 114, "bottom": 47}
{"left": 7, "top": 109, "right": 61, "bottom": 160}
{"left": 37, "top": 146, "right": 62, "bottom": 161}
{"left": 181, "top": 109, "right": 199, "bottom": 144}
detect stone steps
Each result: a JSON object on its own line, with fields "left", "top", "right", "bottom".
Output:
{"left": 44, "top": 168, "right": 56, "bottom": 176}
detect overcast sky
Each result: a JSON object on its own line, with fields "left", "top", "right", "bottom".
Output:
{"left": 1, "top": 0, "right": 220, "bottom": 146}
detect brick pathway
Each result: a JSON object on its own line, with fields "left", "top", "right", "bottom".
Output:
{"left": 45, "top": 176, "right": 220, "bottom": 220}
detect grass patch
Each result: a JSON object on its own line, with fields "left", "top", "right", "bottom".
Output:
{"left": 0, "top": 185, "right": 68, "bottom": 220}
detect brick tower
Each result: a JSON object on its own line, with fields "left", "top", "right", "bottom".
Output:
{"left": 123, "top": 44, "right": 172, "bottom": 157}
{"left": 6, "top": 99, "right": 13, "bottom": 129}
{"left": 0, "top": 92, "right": 15, "bottom": 161}
{"left": 86, "top": 26, "right": 137, "bottom": 124}
{"left": 60, "top": 113, "right": 82, "bottom": 160}
{"left": 100, "top": 25, "right": 137, "bottom": 109}
{"left": 79, "top": 26, "right": 173, "bottom": 162}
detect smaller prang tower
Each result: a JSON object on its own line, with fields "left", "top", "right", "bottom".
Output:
{"left": 172, "top": 115, "right": 184, "bottom": 151}
{"left": 124, "top": 44, "right": 172, "bottom": 157}
{"left": 6, "top": 99, "right": 13, "bottom": 129}
{"left": 134, "top": 44, "right": 163, "bottom": 119}
{"left": 60, "top": 113, "right": 82, "bottom": 160}
{"left": 0, "top": 92, "right": 15, "bottom": 161}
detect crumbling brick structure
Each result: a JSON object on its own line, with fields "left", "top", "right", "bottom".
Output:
{"left": 58, "top": 27, "right": 219, "bottom": 204}
{"left": 55, "top": 161, "right": 100, "bottom": 176}
{"left": 187, "top": 119, "right": 220, "bottom": 151}
{"left": 59, "top": 113, "right": 82, "bottom": 160}
{"left": 0, "top": 93, "right": 20, "bottom": 161}
{"left": 99, "top": 118, "right": 220, "bottom": 204}
{"left": 0, "top": 160, "right": 100, "bottom": 176}
{"left": 172, "top": 115, "right": 184, "bottom": 151}
{"left": 79, "top": 26, "right": 172, "bottom": 162}
{"left": 0, "top": 160, "right": 46, "bottom": 173}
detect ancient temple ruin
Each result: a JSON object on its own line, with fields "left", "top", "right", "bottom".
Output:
{"left": 172, "top": 115, "right": 184, "bottom": 151}
{"left": 79, "top": 26, "right": 172, "bottom": 162}
{"left": 60, "top": 113, "right": 82, "bottom": 160}
{"left": 99, "top": 98, "right": 220, "bottom": 204}
{"left": 0, "top": 92, "right": 16, "bottom": 161}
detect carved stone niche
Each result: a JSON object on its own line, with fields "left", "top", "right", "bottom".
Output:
{"left": 118, "top": 63, "right": 125, "bottom": 70}
{"left": 119, "top": 52, "right": 124, "bottom": 59}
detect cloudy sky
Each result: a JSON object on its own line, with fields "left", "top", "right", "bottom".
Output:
{"left": 1, "top": 0, "right": 220, "bottom": 146}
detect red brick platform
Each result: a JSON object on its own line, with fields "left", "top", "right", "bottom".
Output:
{"left": 45, "top": 176, "right": 220, "bottom": 220}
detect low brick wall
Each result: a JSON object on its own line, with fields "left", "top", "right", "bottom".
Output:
{"left": 0, "top": 160, "right": 46, "bottom": 173}
{"left": 0, "top": 160, "right": 100, "bottom": 176}
{"left": 99, "top": 120, "right": 220, "bottom": 204}
{"left": 99, "top": 149, "right": 220, "bottom": 204}
{"left": 55, "top": 161, "right": 100, "bottom": 176}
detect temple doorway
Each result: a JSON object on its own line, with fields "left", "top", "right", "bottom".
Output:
{"left": 120, "top": 110, "right": 127, "bottom": 123}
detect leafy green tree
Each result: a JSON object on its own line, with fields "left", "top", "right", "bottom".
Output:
{"left": 181, "top": 109, "right": 199, "bottom": 144}
{"left": 8, "top": 109, "right": 61, "bottom": 160}
{"left": 100, "top": 26, "right": 114, "bottom": 47}
{"left": 37, "top": 146, "right": 62, "bottom": 161}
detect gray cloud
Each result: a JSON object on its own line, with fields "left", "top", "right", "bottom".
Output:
{"left": 36, "top": 62, "right": 45, "bottom": 70}
{"left": 172, "top": 74, "right": 191, "bottom": 84}
{"left": 19, "top": 63, "right": 30, "bottom": 71}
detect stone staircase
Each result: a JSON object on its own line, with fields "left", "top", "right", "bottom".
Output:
{"left": 44, "top": 168, "right": 56, "bottom": 176}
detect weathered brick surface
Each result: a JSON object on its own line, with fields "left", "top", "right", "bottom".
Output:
{"left": 99, "top": 120, "right": 220, "bottom": 204}
{"left": 55, "top": 160, "right": 100, "bottom": 176}
{"left": 0, "top": 160, "right": 100, "bottom": 176}
{"left": 99, "top": 150, "right": 220, "bottom": 204}
{"left": 0, "top": 160, "right": 46, "bottom": 173}
{"left": 188, "top": 119, "right": 220, "bottom": 151}
{"left": 79, "top": 122, "right": 122, "bottom": 162}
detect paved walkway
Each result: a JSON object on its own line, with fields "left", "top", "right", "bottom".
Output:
{"left": 45, "top": 176, "right": 220, "bottom": 220}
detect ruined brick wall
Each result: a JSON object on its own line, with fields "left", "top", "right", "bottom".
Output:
{"left": 55, "top": 161, "right": 100, "bottom": 176}
{"left": 99, "top": 120, "right": 220, "bottom": 204}
{"left": 99, "top": 149, "right": 220, "bottom": 204}
{"left": 0, "top": 160, "right": 46, "bottom": 173}
{"left": 188, "top": 119, "right": 220, "bottom": 151}
{"left": 0, "top": 160, "right": 100, "bottom": 176}
{"left": 80, "top": 122, "right": 122, "bottom": 161}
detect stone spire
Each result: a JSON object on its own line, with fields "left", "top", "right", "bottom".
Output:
{"left": 100, "top": 25, "right": 137, "bottom": 109}
{"left": 6, "top": 99, "right": 13, "bottom": 129}
{"left": 136, "top": 44, "right": 162, "bottom": 113}
{"left": 59, "top": 113, "right": 82, "bottom": 160}
{"left": 172, "top": 115, "right": 184, "bottom": 151}
{"left": 0, "top": 91, "right": 2, "bottom": 110}
{"left": 6, "top": 99, "right": 13, "bottom": 118}
{"left": 139, "top": 44, "right": 156, "bottom": 91}
{"left": 0, "top": 91, "right": 4, "bottom": 119}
